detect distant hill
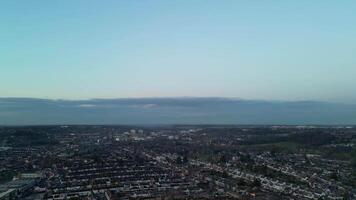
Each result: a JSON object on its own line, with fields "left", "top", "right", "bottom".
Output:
{"left": 0, "top": 97, "right": 355, "bottom": 125}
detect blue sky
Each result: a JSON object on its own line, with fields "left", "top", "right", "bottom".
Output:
{"left": 1, "top": 0, "right": 355, "bottom": 102}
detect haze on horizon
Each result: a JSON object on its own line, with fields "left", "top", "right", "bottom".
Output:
{"left": 1, "top": 0, "right": 356, "bottom": 103}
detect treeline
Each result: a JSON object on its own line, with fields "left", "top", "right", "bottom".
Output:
{"left": 242, "top": 130, "right": 337, "bottom": 147}
{"left": 6, "top": 130, "right": 59, "bottom": 146}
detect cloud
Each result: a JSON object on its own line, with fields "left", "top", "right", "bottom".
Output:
{"left": 130, "top": 104, "right": 157, "bottom": 109}
{"left": 76, "top": 103, "right": 119, "bottom": 108}
{"left": 77, "top": 104, "right": 97, "bottom": 108}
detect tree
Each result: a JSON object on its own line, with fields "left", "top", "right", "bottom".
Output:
{"left": 251, "top": 179, "right": 261, "bottom": 187}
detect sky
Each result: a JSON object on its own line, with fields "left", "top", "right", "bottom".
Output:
{"left": 1, "top": 0, "right": 355, "bottom": 103}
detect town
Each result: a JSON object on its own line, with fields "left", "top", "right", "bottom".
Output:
{"left": 1, "top": 125, "right": 355, "bottom": 199}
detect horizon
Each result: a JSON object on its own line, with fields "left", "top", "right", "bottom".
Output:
{"left": 1, "top": 97, "right": 356, "bottom": 125}
{"left": 2, "top": 123, "right": 355, "bottom": 127}
{"left": 0, "top": 96, "right": 354, "bottom": 105}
